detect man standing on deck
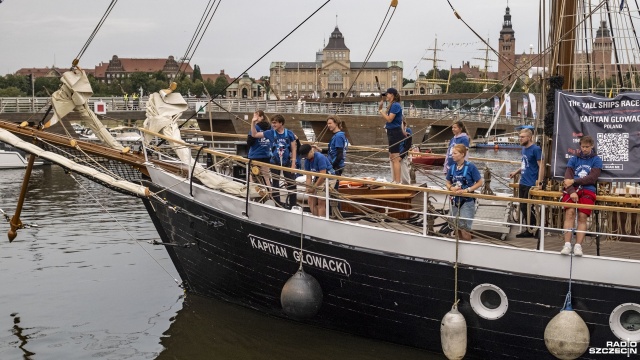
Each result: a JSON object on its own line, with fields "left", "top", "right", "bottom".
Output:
{"left": 560, "top": 135, "right": 602, "bottom": 256}
{"left": 509, "top": 128, "right": 543, "bottom": 238}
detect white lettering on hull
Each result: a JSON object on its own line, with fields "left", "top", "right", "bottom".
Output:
{"left": 248, "top": 234, "right": 351, "bottom": 276}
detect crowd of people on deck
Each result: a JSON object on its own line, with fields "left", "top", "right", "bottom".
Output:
{"left": 244, "top": 88, "right": 603, "bottom": 257}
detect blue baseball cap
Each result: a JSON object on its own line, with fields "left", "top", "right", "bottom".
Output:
{"left": 382, "top": 87, "right": 398, "bottom": 96}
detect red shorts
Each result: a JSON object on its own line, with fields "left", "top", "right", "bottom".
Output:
{"left": 561, "top": 189, "right": 596, "bottom": 216}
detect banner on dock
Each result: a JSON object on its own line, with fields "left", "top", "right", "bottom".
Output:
{"left": 551, "top": 91, "right": 640, "bottom": 181}
{"left": 528, "top": 93, "right": 537, "bottom": 119}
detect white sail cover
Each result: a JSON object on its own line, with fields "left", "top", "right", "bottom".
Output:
{"left": 0, "top": 129, "right": 148, "bottom": 197}
{"left": 49, "top": 69, "right": 124, "bottom": 151}
{"left": 143, "top": 91, "right": 257, "bottom": 197}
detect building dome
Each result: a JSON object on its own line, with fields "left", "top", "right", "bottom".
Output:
{"left": 324, "top": 26, "right": 349, "bottom": 50}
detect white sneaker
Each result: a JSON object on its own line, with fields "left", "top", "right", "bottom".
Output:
{"left": 560, "top": 243, "right": 572, "bottom": 255}
{"left": 573, "top": 244, "right": 583, "bottom": 257}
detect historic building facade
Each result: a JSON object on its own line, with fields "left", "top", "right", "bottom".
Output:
{"left": 269, "top": 26, "right": 403, "bottom": 98}
{"left": 92, "top": 55, "right": 194, "bottom": 83}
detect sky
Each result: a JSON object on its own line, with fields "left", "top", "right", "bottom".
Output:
{"left": 0, "top": 0, "right": 541, "bottom": 79}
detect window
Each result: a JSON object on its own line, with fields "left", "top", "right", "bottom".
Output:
{"left": 287, "top": 83, "right": 291, "bottom": 90}
{"left": 328, "top": 69, "right": 342, "bottom": 82}
{"left": 301, "top": 83, "right": 306, "bottom": 90}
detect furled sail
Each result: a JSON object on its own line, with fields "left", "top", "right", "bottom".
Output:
{"left": 48, "top": 69, "right": 125, "bottom": 151}
{"left": 0, "top": 128, "right": 148, "bottom": 198}
{"left": 143, "top": 88, "right": 258, "bottom": 197}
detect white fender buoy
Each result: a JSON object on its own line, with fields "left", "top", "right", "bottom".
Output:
{"left": 280, "top": 268, "right": 323, "bottom": 319}
{"left": 440, "top": 305, "right": 467, "bottom": 360}
{"left": 544, "top": 310, "right": 590, "bottom": 359}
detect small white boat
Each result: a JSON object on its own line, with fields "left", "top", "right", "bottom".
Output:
{"left": 0, "top": 149, "right": 43, "bottom": 169}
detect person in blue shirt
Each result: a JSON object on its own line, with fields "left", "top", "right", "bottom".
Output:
{"left": 445, "top": 144, "right": 483, "bottom": 241}
{"left": 299, "top": 144, "right": 335, "bottom": 217}
{"left": 247, "top": 110, "right": 272, "bottom": 187}
{"left": 327, "top": 115, "right": 348, "bottom": 187}
{"left": 508, "top": 128, "right": 543, "bottom": 238}
{"left": 251, "top": 114, "right": 298, "bottom": 209}
{"left": 444, "top": 120, "right": 470, "bottom": 175}
{"left": 399, "top": 120, "right": 413, "bottom": 184}
{"left": 560, "top": 135, "right": 602, "bottom": 256}
{"left": 378, "top": 87, "right": 403, "bottom": 184}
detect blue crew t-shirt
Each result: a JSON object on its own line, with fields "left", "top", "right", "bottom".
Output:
{"left": 384, "top": 102, "right": 403, "bottom": 129}
{"left": 567, "top": 154, "right": 603, "bottom": 193}
{"left": 519, "top": 144, "right": 542, "bottom": 186}
{"left": 263, "top": 128, "right": 296, "bottom": 166}
{"left": 304, "top": 152, "right": 336, "bottom": 175}
{"left": 328, "top": 131, "right": 348, "bottom": 169}
{"left": 248, "top": 125, "right": 272, "bottom": 159}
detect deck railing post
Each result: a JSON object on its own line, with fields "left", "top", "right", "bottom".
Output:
{"left": 423, "top": 191, "right": 427, "bottom": 236}
{"left": 325, "top": 179, "right": 330, "bottom": 220}
{"left": 539, "top": 205, "right": 545, "bottom": 251}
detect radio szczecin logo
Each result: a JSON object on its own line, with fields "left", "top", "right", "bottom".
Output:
{"left": 589, "top": 341, "right": 638, "bottom": 356}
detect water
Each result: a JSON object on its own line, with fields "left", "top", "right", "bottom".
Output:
{"left": 347, "top": 148, "right": 520, "bottom": 192}
{"left": 0, "top": 166, "right": 444, "bottom": 359}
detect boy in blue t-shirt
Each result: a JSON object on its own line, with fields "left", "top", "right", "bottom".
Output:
{"left": 299, "top": 144, "right": 335, "bottom": 217}
{"left": 251, "top": 114, "right": 298, "bottom": 209}
{"left": 560, "top": 135, "right": 602, "bottom": 256}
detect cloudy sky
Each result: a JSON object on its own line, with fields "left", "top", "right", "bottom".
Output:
{"left": 0, "top": 0, "right": 541, "bottom": 79}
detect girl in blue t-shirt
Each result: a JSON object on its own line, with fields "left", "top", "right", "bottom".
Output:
{"left": 327, "top": 115, "right": 348, "bottom": 175}
{"left": 444, "top": 120, "right": 470, "bottom": 175}
{"left": 378, "top": 88, "right": 403, "bottom": 183}
{"left": 445, "top": 144, "right": 483, "bottom": 241}
{"left": 247, "top": 110, "right": 272, "bottom": 186}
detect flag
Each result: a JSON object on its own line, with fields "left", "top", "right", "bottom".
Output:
{"left": 620, "top": 0, "right": 625, "bottom": 11}
{"left": 528, "top": 93, "right": 537, "bottom": 119}
{"left": 505, "top": 94, "right": 512, "bottom": 119}
{"left": 522, "top": 95, "right": 529, "bottom": 118}
{"left": 493, "top": 96, "right": 500, "bottom": 114}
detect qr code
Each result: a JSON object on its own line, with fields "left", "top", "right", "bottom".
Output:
{"left": 597, "top": 133, "right": 629, "bottom": 162}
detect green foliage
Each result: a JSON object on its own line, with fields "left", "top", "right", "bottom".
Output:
{"left": 212, "top": 76, "right": 229, "bottom": 97}
{"left": 0, "top": 86, "right": 25, "bottom": 97}
{"left": 426, "top": 69, "right": 450, "bottom": 80}
{"left": 193, "top": 65, "right": 203, "bottom": 82}
{"left": 33, "top": 77, "right": 61, "bottom": 97}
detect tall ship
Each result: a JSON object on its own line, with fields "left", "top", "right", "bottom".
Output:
{"left": 2, "top": 1, "right": 640, "bottom": 359}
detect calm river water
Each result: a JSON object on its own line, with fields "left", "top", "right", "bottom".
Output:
{"left": 0, "top": 165, "right": 451, "bottom": 359}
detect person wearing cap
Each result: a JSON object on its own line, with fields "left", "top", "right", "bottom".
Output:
{"left": 378, "top": 87, "right": 403, "bottom": 184}
{"left": 299, "top": 144, "right": 336, "bottom": 217}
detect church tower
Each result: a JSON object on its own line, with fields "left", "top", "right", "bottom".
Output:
{"left": 592, "top": 20, "right": 612, "bottom": 79}
{"left": 498, "top": 6, "right": 516, "bottom": 81}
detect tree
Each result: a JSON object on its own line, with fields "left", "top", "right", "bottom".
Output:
{"left": 403, "top": 78, "right": 414, "bottom": 86}
{"left": 0, "top": 86, "right": 25, "bottom": 97}
{"left": 426, "top": 68, "right": 449, "bottom": 80}
{"left": 193, "top": 65, "right": 203, "bottom": 82}
{"left": 33, "top": 77, "right": 61, "bottom": 97}
{"left": 212, "top": 76, "right": 229, "bottom": 97}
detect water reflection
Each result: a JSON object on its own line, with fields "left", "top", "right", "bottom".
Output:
{"left": 158, "top": 295, "right": 443, "bottom": 360}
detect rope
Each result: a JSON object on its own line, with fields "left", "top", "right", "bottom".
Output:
{"left": 453, "top": 200, "right": 461, "bottom": 306}
{"left": 298, "top": 206, "right": 305, "bottom": 270}
{"left": 315, "top": 2, "right": 397, "bottom": 144}
{"left": 177, "top": 0, "right": 223, "bottom": 77}
{"left": 562, "top": 213, "right": 578, "bottom": 311}
{"left": 177, "top": 0, "right": 332, "bottom": 131}
{"left": 75, "top": 0, "right": 118, "bottom": 64}
{"left": 67, "top": 172, "right": 180, "bottom": 286}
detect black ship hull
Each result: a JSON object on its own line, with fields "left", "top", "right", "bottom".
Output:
{"left": 142, "top": 181, "right": 638, "bottom": 359}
